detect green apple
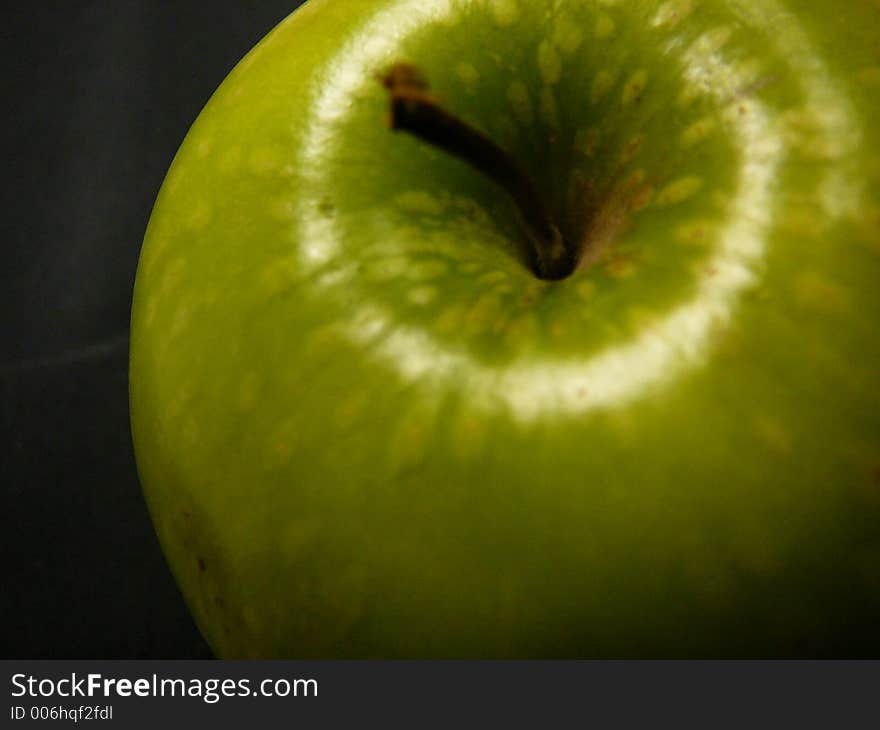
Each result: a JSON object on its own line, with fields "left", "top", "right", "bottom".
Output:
{"left": 130, "top": 0, "right": 880, "bottom": 657}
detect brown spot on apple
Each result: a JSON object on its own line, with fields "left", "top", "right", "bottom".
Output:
{"left": 630, "top": 184, "right": 654, "bottom": 211}
{"left": 620, "top": 135, "right": 643, "bottom": 164}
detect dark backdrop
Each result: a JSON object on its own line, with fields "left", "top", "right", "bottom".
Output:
{"left": 2, "top": 1, "right": 306, "bottom": 659}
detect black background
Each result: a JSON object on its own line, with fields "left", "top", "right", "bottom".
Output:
{"left": 2, "top": 2, "right": 306, "bottom": 659}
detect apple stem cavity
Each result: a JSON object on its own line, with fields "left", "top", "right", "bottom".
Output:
{"left": 382, "top": 63, "right": 576, "bottom": 281}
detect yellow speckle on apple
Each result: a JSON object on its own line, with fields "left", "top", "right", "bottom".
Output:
{"left": 680, "top": 117, "right": 716, "bottom": 148}
{"left": 537, "top": 40, "right": 562, "bottom": 86}
{"left": 656, "top": 176, "right": 703, "bottom": 206}
{"left": 553, "top": 20, "right": 583, "bottom": 54}
{"left": 409, "top": 285, "right": 438, "bottom": 306}
{"left": 652, "top": 0, "right": 696, "bottom": 29}
{"left": 455, "top": 62, "right": 480, "bottom": 93}
{"left": 595, "top": 14, "right": 616, "bottom": 39}
{"left": 395, "top": 191, "right": 447, "bottom": 216}
{"left": 794, "top": 271, "right": 850, "bottom": 315}
{"left": 622, "top": 70, "right": 648, "bottom": 105}
{"left": 507, "top": 81, "right": 534, "bottom": 126}
{"left": 591, "top": 69, "right": 617, "bottom": 104}
{"left": 575, "top": 127, "right": 600, "bottom": 157}
{"left": 186, "top": 202, "right": 213, "bottom": 230}
{"left": 539, "top": 87, "right": 560, "bottom": 131}
{"left": 488, "top": 0, "right": 519, "bottom": 28}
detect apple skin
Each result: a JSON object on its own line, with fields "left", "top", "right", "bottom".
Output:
{"left": 130, "top": 0, "right": 880, "bottom": 657}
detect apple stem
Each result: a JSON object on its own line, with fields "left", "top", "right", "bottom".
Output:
{"left": 381, "top": 63, "right": 576, "bottom": 281}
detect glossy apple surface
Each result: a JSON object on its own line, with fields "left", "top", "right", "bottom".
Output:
{"left": 131, "top": 0, "right": 880, "bottom": 657}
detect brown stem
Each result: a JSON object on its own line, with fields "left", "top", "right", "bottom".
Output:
{"left": 381, "top": 63, "right": 575, "bottom": 280}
